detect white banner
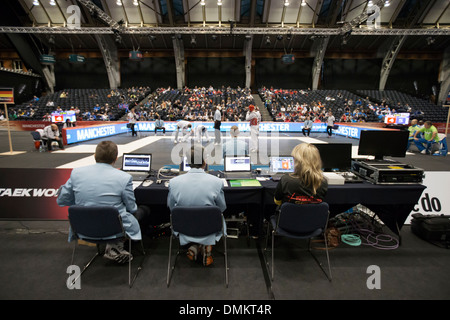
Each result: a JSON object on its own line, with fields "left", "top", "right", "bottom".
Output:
{"left": 406, "top": 171, "right": 450, "bottom": 223}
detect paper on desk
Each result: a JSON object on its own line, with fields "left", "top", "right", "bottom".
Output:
{"left": 221, "top": 178, "right": 228, "bottom": 187}
{"left": 229, "top": 179, "right": 262, "bottom": 187}
{"left": 132, "top": 181, "right": 142, "bottom": 190}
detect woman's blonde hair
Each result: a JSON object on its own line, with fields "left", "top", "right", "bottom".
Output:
{"left": 290, "top": 143, "right": 323, "bottom": 195}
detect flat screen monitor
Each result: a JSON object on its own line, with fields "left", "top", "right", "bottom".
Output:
{"left": 121, "top": 153, "right": 152, "bottom": 172}
{"left": 312, "top": 143, "right": 352, "bottom": 172}
{"left": 224, "top": 156, "right": 251, "bottom": 172}
{"left": 269, "top": 156, "right": 295, "bottom": 174}
{"left": 384, "top": 113, "right": 410, "bottom": 125}
{"left": 51, "top": 111, "right": 76, "bottom": 123}
{"left": 358, "top": 130, "right": 409, "bottom": 160}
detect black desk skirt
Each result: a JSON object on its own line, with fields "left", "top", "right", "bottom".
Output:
{"left": 134, "top": 177, "right": 426, "bottom": 236}
{"left": 261, "top": 180, "right": 426, "bottom": 235}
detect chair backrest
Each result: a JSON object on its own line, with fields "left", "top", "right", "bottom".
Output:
{"left": 171, "top": 206, "right": 223, "bottom": 237}
{"left": 68, "top": 206, "right": 125, "bottom": 240}
{"left": 277, "top": 202, "right": 329, "bottom": 235}
{"left": 30, "top": 131, "right": 41, "bottom": 141}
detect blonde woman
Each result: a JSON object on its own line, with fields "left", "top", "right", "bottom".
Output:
{"left": 274, "top": 143, "right": 328, "bottom": 206}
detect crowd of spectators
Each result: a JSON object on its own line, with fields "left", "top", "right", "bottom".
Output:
{"left": 132, "top": 86, "right": 255, "bottom": 122}
{"left": 9, "top": 85, "right": 437, "bottom": 125}
{"left": 259, "top": 87, "right": 425, "bottom": 124}
{"left": 9, "top": 87, "right": 150, "bottom": 123}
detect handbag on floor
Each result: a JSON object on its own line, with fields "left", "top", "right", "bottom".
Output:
{"left": 411, "top": 213, "right": 450, "bottom": 249}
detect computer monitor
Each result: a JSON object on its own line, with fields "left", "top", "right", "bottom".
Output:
{"left": 269, "top": 156, "right": 295, "bottom": 174}
{"left": 384, "top": 113, "right": 410, "bottom": 126}
{"left": 312, "top": 143, "right": 352, "bottom": 172}
{"left": 121, "top": 153, "right": 152, "bottom": 173}
{"left": 358, "top": 130, "right": 409, "bottom": 160}
{"left": 224, "top": 156, "right": 251, "bottom": 172}
{"left": 51, "top": 111, "right": 76, "bottom": 123}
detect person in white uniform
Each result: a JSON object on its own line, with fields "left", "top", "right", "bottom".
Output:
{"left": 167, "top": 145, "right": 227, "bottom": 266}
{"left": 245, "top": 105, "right": 260, "bottom": 152}
{"left": 195, "top": 124, "right": 211, "bottom": 143}
{"left": 174, "top": 120, "right": 192, "bottom": 143}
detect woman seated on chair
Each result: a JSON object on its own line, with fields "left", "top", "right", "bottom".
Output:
{"left": 274, "top": 143, "right": 328, "bottom": 207}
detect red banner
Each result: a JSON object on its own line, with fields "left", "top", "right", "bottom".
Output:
{"left": 0, "top": 168, "right": 72, "bottom": 219}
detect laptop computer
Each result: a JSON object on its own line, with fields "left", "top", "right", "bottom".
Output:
{"left": 224, "top": 156, "right": 253, "bottom": 180}
{"left": 121, "top": 153, "right": 152, "bottom": 181}
{"left": 269, "top": 156, "right": 294, "bottom": 181}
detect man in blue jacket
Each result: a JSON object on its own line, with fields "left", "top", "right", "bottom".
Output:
{"left": 167, "top": 145, "right": 227, "bottom": 266}
{"left": 57, "top": 141, "right": 142, "bottom": 263}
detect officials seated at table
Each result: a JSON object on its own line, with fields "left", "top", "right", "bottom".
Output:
{"left": 167, "top": 145, "right": 227, "bottom": 266}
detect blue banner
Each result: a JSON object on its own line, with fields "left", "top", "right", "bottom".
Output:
{"left": 65, "top": 123, "right": 129, "bottom": 144}
{"left": 64, "top": 121, "right": 378, "bottom": 144}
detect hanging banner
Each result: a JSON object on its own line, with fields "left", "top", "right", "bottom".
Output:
{"left": 0, "top": 168, "right": 72, "bottom": 220}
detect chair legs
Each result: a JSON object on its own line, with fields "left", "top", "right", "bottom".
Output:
{"left": 223, "top": 236, "right": 229, "bottom": 288}
{"left": 264, "top": 223, "right": 332, "bottom": 282}
{"left": 70, "top": 238, "right": 146, "bottom": 288}
{"left": 129, "top": 239, "right": 147, "bottom": 288}
{"left": 167, "top": 235, "right": 229, "bottom": 288}
{"left": 69, "top": 241, "right": 101, "bottom": 288}
{"left": 308, "top": 239, "right": 332, "bottom": 281}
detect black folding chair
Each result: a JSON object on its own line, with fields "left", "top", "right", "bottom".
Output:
{"left": 264, "top": 202, "right": 332, "bottom": 281}
{"left": 68, "top": 206, "right": 146, "bottom": 288}
{"left": 167, "top": 206, "right": 228, "bottom": 288}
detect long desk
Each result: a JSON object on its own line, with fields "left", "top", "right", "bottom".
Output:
{"left": 134, "top": 174, "right": 426, "bottom": 238}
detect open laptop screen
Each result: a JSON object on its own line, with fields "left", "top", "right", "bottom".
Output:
{"left": 269, "top": 156, "right": 295, "bottom": 174}
{"left": 224, "top": 156, "right": 251, "bottom": 172}
{"left": 121, "top": 153, "right": 152, "bottom": 172}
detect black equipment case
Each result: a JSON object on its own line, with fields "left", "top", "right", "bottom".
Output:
{"left": 351, "top": 160, "right": 424, "bottom": 184}
{"left": 411, "top": 213, "right": 450, "bottom": 248}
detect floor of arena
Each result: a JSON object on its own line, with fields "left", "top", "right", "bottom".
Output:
{"left": 0, "top": 129, "right": 449, "bottom": 300}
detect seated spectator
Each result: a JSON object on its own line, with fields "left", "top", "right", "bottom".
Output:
{"left": 154, "top": 115, "right": 166, "bottom": 134}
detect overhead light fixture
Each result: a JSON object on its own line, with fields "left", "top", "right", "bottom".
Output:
{"left": 116, "top": 0, "right": 122, "bottom": 6}
{"left": 200, "top": 0, "right": 206, "bottom": 5}
{"left": 33, "top": 0, "right": 39, "bottom": 5}
{"left": 133, "top": 0, "right": 139, "bottom": 5}
{"left": 301, "top": 0, "right": 306, "bottom": 6}
{"left": 384, "top": 0, "right": 390, "bottom": 6}
{"left": 49, "top": 0, "right": 56, "bottom": 5}
{"left": 284, "top": 0, "right": 289, "bottom": 6}
{"left": 217, "top": 0, "right": 222, "bottom": 5}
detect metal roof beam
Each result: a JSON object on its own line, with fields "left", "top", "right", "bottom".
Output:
{"left": 1, "top": 26, "right": 449, "bottom": 35}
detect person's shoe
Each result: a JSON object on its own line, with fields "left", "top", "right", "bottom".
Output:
{"left": 420, "top": 149, "right": 427, "bottom": 154}
{"left": 187, "top": 244, "right": 199, "bottom": 261}
{"left": 104, "top": 242, "right": 133, "bottom": 264}
{"left": 202, "top": 245, "right": 213, "bottom": 266}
